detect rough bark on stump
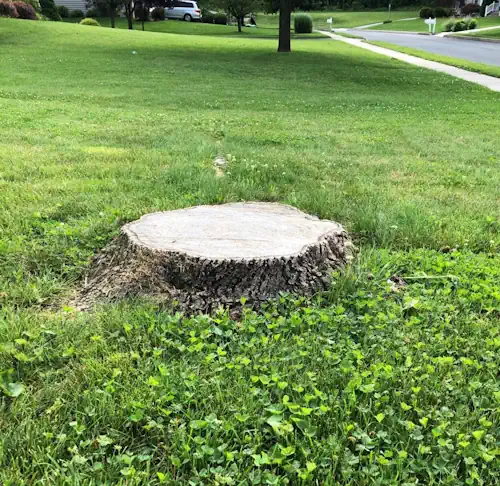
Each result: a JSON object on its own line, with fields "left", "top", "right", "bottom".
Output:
{"left": 76, "top": 203, "right": 355, "bottom": 312}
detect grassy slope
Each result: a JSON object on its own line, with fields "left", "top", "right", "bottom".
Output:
{"left": 67, "top": 10, "right": 420, "bottom": 34}
{"left": 460, "top": 26, "right": 500, "bottom": 39}
{"left": 370, "top": 16, "right": 500, "bottom": 33}
{"left": 66, "top": 17, "right": 326, "bottom": 38}
{"left": 0, "top": 18, "right": 500, "bottom": 484}
{"left": 368, "top": 41, "right": 500, "bottom": 78}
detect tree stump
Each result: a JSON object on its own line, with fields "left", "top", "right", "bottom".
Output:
{"left": 77, "top": 203, "right": 355, "bottom": 312}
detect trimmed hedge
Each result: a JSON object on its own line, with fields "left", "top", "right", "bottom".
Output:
{"left": 0, "top": 1, "right": 18, "bottom": 17}
{"left": 419, "top": 7, "right": 434, "bottom": 18}
{"left": 294, "top": 13, "right": 313, "bottom": 34}
{"left": 214, "top": 12, "right": 227, "bottom": 25}
{"left": 69, "top": 9, "right": 83, "bottom": 18}
{"left": 13, "top": 1, "right": 37, "bottom": 18}
{"left": 80, "top": 17, "right": 100, "bottom": 26}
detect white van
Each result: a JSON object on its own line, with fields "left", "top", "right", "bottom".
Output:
{"left": 165, "top": 1, "right": 201, "bottom": 22}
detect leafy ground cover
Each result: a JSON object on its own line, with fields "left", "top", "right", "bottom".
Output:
{"left": 0, "top": 17, "right": 499, "bottom": 484}
{"left": 368, "top": 41, "right": 500, "bottom": 78}
{"left": 370, "top": 16, "right": 500, "bottom": 33}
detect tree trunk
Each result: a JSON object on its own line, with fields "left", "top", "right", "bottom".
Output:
{"left": 237, "top": 17, "right": 242, "bottom": 32}
{"left": 142, "top": 6, "right": 145, "bottom": 31}
{"left": 110, "top": 8, "right": 115, "bottom": 29}
{"left": 278, "top": 0, "right": 291, "bottom": 53}
{"left": 125, "top": 5, "right": 133, "bottom": 29}
{"left": 76, "top": 203, "right": 355, "bottom": 313}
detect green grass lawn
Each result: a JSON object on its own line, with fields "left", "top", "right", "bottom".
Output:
{"left": 308, "top": 10, "right": 419, "bottom": 30}
{"left": 1, "top": 17, "right": 500, "bottom": 485}
{"left": 368, "top": 41, "right": 500, "bottom": 78}
{"left": 458, "top": 26, "right": 500, "bottom": 39}
{"left": 64, "top": 17, "right": 326, "bottom": 38}
{"left": 66, "top": 10, "right": 420, "bottom": 35}
{"left": 371, "top": 15, "right": 500, "bottom": 33}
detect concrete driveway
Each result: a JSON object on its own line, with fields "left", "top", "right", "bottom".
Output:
{"left": 347, "top": 30, "right": 500, "bottom": 67}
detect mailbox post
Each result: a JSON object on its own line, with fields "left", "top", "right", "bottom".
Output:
{"left": 424, "top": 17, "right": 436, "bottom": 34}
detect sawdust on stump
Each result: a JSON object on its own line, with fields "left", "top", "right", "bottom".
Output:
{"left": 76, "top": 202, "right": 355, "bottom": 313}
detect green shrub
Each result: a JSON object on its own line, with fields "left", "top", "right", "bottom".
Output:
{"left": 24, "top": 0, "right": 40, "bottom": 12}
{"left": 13, "top": 1, "right": 37, "bottom": 18}
{"left": 419, "top": 7, "right": 434, "bottom": 18}
{"left": 453, "top": 19, "right": 466, "bottom": 31}
{"left": 0, "top": 1, "right": 19, "bottom": 17}
{"left": 214, "top": 12, "right": 227, "bottom": 25}
{"left": 445, "top": 16, "right": 477, "bottom": 32}
{"left": 56, "top": 4, "right": 68, "bottom": 17}
{"left": 382, "top": 19, "right": 392, "bottom": 24}
{"left": 294, "top": 13, "right": 312, "bottom": 34}
{"left": 85, "top": 7, "right": 97, "bottom": 17}
{"left": 351, "top": 1, "right": 362, "bottom": 10}
{"left": 39, "top": 0, "right": 60, "bottom": 20}
{"left": 151, "top": 6, "right": 164, "bottom": 21}
{"left": 443, "top": 17, "right": 455, "bottom": 32}
{"left": 79, "top": 17, "right": 100, "bottom": 26}
{"left": 69, "top": 9, "right": 83, "bottom": 18}
{"left": 201, "top": 8, "right": 214, "bottom": 23}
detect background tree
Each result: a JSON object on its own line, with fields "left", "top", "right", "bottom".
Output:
{"left": 87, "top": 0, "right": 122, "bottom": 28}
{"left": 123, "top": 0, "right": 134, "bottom": 29}
{"left": 216, "top": 0, "right": 261, "bottom": 32}
{"left": 40, "top": 0, "right": 61, "bottom": 20}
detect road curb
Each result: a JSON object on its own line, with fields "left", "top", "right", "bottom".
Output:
{"left": 353, "top": 29, "right": 432, "bottom": 35}
{"left": 447, "top": 34, "right": 500, "bottom": 44}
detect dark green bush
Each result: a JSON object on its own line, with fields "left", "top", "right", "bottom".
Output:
{"left": 56, "top": 4, "right": 68, "bottom": 17}
{"left": 294, "top": 13, "right": 312, "bottom": 33}
{"left": 151, "top": 6, "right": 164, "bottom": 21}
{"left": 85, "top": 7, "right": 97, "bottom": 17}
{"left": 463, "top": 4, "right": 480, "bottom": 15}
{"left": 79, "top": 17, "right": 100, "bottom": 26}
{"left": 214, "top": 12, "right": 227, "bottom": 25}
{"left": 13, "top": 1, "right": 37, "bottom": 18}
{"left": 69, "top": 9, "right": 83, "bottom": 17}
{"left": 351, "top": 1, "right": 363, "bottom": 10}
{"left": 201, "top": 9, "right": 214, "bottom": 23}
{"left": 419, "top": 6, "right": 434, "bottom": 18}
{"left": 382, "top": 19, "right": 392, "bottom": 24}
{"left": 433, "top": 7, "right": 449, "bottom": 17}
{"left": 0, "top": 1, "right": 19, "bottom": 17}
{"left": 134, "top": 7, "right": 149, "bottom": 21}
{"left": 39, "top": 0, "right": 60, "bottom": 20}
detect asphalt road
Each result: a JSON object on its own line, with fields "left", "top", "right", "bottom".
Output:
{"left": 347, "top": 30, "right": 500, "bottom": 67}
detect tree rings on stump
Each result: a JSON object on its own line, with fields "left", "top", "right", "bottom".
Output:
{"left": 77, "top": 202, "right": 355, "bottom": 312}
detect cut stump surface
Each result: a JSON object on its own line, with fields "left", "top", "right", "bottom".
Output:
{"left": 77, "top": 203, "right": 355, "bottom": 312}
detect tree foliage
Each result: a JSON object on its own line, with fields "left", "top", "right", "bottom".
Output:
{"left": 216, "top": 0, "right": 261, "bottom": 32}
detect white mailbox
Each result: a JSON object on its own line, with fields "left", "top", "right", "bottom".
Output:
{"left": 424, "top": 17, "right": 436, "bottom": 34}
{"left": 327, "top": 17, "right": 333, "bottom": 31}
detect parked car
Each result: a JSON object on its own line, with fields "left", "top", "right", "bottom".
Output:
{"left": 165, "top": 1, "right": 201, "bottom": 22}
